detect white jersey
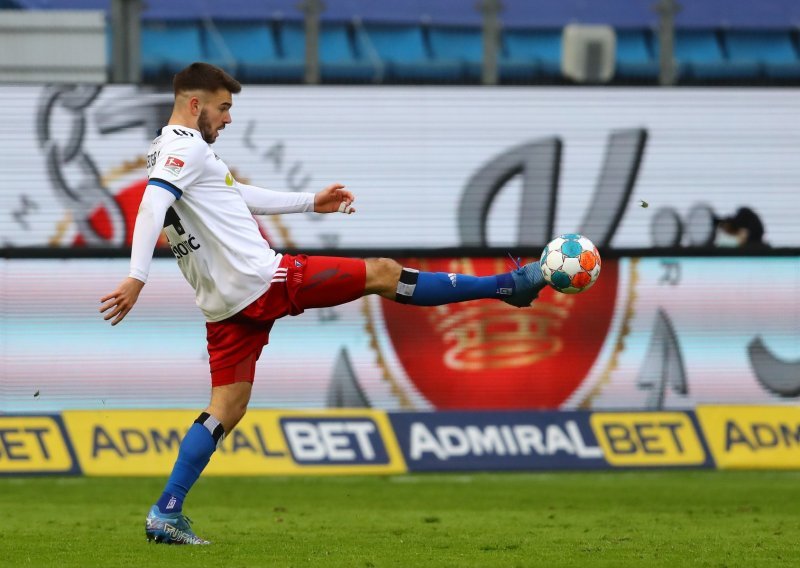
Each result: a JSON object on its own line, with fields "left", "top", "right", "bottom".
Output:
{"left": 146, "top": 126, "right": 280, "bottom": 322}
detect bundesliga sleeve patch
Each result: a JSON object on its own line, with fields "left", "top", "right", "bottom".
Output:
{"left": 164, "top": 156, "right": 185, "bottom": 176}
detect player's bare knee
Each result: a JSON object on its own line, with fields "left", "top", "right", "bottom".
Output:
{"left": 208, "top": 398, "right": 249, "bottom": 433}
{"left": 228, "top": 405, "right": 248, "bottom": 431}
{"left": 229, "top": 398, "right": 249, "bottom": 427}
{"left": 365, "top": 257, "right": 402, "bottom": 296}
{"left": 214, "top": 405, "right": 246, "bottom": 433}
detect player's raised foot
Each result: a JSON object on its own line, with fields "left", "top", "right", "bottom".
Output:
{"left": 145, "top": 505, "right": 210, "bottom": 545}
{"left": 503, "top": 260, "right": 546, "bottom": 308}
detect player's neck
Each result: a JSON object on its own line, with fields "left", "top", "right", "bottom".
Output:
{"left": 167, "top": 112, "right": 199, "bottom": 132}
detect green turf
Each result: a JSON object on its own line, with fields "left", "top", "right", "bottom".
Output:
{"left": 0, "top": 471, "right": 798, "bottom": 567}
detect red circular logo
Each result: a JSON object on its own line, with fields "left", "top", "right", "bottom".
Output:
{"left": 380, "top": 257, "right": 618, "bottom": 410}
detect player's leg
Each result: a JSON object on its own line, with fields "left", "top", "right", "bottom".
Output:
{"left": 365, "top": 257, "right": 545, "bottom": 308}
{"left": 206, "top": 374, "right": 254, "bottom": 433}
{"left": 153, "top": 378, "right": 252, "bottom": 515}
{"left": 146, "top": 380, "right": 254, "bottom": 544}
{"left": 147, "top": 326, "right": 263, "bottom": 545}
{"left": 293, "top": 255, "right": 544, "bottom": 310}
{"left": 293, "top": 255, "right": 367, "bottom": 309}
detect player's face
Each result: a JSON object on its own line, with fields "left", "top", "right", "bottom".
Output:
{"left": 198, "top": 89, "right": 233, "bottom": 144}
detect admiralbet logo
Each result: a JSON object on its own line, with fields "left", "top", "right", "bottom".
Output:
{"left": 409, "top": 420, "right": 602, "bottom": 460}
{"left": 281, "top": 418, "right": 390, "bottom": 465}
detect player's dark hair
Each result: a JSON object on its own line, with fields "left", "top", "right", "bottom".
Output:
{"left": 173, "top": 62, "right": 242, "bottom": 96}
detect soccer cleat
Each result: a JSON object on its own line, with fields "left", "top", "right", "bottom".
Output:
{"left": 145, "top": 505, "right": 210, "bottom": 545}
{"left": 503, "top": 259, "right": 546, "bottom": 308}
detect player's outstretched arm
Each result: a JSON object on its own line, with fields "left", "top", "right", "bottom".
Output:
{"left": 100, "top": 277, "right": 145, "bottom": 326}
{"left": 237, "top": 182, "right": 354, "bottom": 215}
{"left": 314, "top": 183, "right": 355, "bottom": 214}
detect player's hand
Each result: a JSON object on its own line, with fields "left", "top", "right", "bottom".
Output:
{"left": 99, "top": 277, "right": 145, "bottom": 326}
{"left": 314, "top": 183, "right": 356, "bottom": 214}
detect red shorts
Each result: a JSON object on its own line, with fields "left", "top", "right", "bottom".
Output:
{"left": 206, "top": 254, "right": 366, "bottom": 387}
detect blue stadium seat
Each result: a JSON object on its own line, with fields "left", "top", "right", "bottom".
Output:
{"left": 206, "top": 21, "right": 302, "bottom": 83}
{"left": 669, "top": 30, "right": 760, "bottom": 81}
{"left": 615, "top": 29, "right": 658, "bottom": 80}
{"left": 428, "top": 25, "right": 560, "bottom": 84}
{"left": 724, "top": 30, "right": 800, "bottom": 80}
{"left": 141, "top": 22, "right": 205, "bottom": 81}
{"left": 357, "top": 24, "right": 463, "bottom": 83}
{"left": 502, "top": 29, "right": 562, "bottom": 81}
{"left": 427, "top": 26, "right": 480, "bottom": 82}
{"left": 280, "top": 22, "right": 376, "bottom": 83}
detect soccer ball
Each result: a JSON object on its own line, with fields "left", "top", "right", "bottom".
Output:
{"left": 539, "top": 234, "right": 601, "bottom": 294}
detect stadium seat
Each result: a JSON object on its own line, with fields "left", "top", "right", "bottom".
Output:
{"left": 206, "top": 21, "right": 302, "bottom": 83}
{"left": 427, "top": 26, "right": 481, "bottom": 82}
{"left": 141, "top": 21, "right": 205, "bottom": 82}
{"left": 669, "top": 29, "right": 760, "bottom": 81}
{"left": 502, "top": 29, "right": 562, "bottom": 81}
{"left": 280, "top": 22, "right": 376, "bottom": 83}
{"left": 281, "top": 22, "right": 377, "bottom": 83}
{"left": 724, "top": 30, "right": 800, "bottom": 80}
{"left": 357, "top": 24, "right": 463, "bottom": 83}
{"left": 614, "top": 29, "right": 659, "bottom": 81}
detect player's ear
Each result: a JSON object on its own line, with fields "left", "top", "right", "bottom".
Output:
{"left": 188, "top": 95, "right": 201, "bottom": 116}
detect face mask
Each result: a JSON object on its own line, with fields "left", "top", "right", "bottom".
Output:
{"left": 715, "top": 229, "right": 741, "bottom": 248}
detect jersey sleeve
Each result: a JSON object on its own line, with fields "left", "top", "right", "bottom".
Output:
{"left": 128, "top": 185, "right": 177, "bottom": 283}
{"left": 237, "top": 182, "right": 315, "bottom": 214}
{"left": 148, "top": 136, "right": 207, "bottom": 199}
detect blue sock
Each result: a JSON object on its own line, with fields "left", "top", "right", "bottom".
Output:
{"left": 400, "top": 270, "right": 515, "bottom": 306}
{"left": 156, "top": 416, "right": 221, "bottom": 513}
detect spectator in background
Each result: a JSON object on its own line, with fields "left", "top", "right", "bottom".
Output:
{"left": 715, "top": 207, "right": 768, "bottom": 248}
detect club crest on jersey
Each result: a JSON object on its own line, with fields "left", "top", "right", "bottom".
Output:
{"left": 164, "top": 156, "right": 185, "bottom": 176}
{"left": 225, "top": 172, "right": 235, "bottom": 186}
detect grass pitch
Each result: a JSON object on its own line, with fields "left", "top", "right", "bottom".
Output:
{"left": 0, "top": 471, "right": 798, "bottom": 567}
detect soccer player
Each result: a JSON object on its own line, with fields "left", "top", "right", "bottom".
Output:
{"left": 99, "top": 62, "right": 544, "bottom": 545}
